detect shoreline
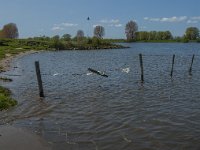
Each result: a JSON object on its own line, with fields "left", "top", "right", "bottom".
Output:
{"left": 0, "top": 125, "right": 51, "bottom": 150}
{"left": 0, "top": 50, "right": 38, "bottom": 72}
{"left": 0, "top": 51, "right": 52, "bottom": 149}
{"left": 0, "top": 50, "right": 39, "bottom": 110}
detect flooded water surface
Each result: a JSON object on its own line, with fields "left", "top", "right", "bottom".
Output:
{"left": 1, "top": 43, "right": 200, "bottom": 150}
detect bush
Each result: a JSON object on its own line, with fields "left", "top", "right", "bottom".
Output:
{"left": 87, "top": 38, "right": 93, "bottom": 44}
{"left": 182, "top": 38, "right": 189, "bottom": 43}
{"left": 50, "top": 40, "right": 65, "bottom": 50}
{"left": 92, "top": 37, "right": 101, "bottom": 46}
{"left": 196, "top": 38, "right": 200, "bottom": 43}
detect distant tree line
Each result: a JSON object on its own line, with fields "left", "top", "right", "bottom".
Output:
{"left": 135, "top": 31, "right": 173, "bottom": 41}
{"left": 0, "top": 22, "right": 200, "bottom": 43}
{"left": 125, "top": 20, "right": 200, "bottom": 42}
{"left": 24, "top": 26, "right": 108, "bottom": 50}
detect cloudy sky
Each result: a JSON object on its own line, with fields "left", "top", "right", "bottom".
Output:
{"left": 0, "top": 0, "right": 199, "bottom": 38}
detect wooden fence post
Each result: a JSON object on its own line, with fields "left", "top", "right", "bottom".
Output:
{"left": 189, "top": 54, "right": 195, "bottom": 75}
{"left": 170, "top": 54, "right": 175, "bottom": 77}
{"left": 139, "top": 54, "right": 144, "bottom": 82}
{"left": 35, "top": 61, "right": 44, "bottom": 97}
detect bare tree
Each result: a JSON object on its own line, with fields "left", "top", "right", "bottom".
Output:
{"left": 76, "top": 30, "right": 84, "bottom": 39}
{"left": 0, "top": 30, "right": 2, "bottom": 38}
{"left": 1, "top": 23, "right": 19, "bottom": 39}
{"left": 125, "top": 20, "right": 138, "bottom": 42}
{"left": 94, "top": 26, "right": 105, "bottom": 38}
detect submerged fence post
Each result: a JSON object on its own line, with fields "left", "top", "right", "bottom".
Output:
{"left": 35, "top": 61, "right": 44, "bottom": 97}
{"left": 139, "top": 54, "right": 144, "bottom": 82}
{"left": 170, "top": 54, "right": 175, "bottom": 77}
{"left": 189, "top": 54, "right": 195, "bottom": 75}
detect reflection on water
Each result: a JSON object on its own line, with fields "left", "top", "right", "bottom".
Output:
{"left": 1, "top": 43, "right": 200, "bottom": 150}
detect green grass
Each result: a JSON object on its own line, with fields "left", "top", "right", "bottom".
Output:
{"left": 0, "top": 86, "right": 17, "bottom": 111}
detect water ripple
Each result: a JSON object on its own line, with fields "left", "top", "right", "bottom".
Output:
{"left": 1, "top": 43, "right": 200, "bottom": 149}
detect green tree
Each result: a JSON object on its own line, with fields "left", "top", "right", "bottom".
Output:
{"left": 51, "top": 39, "right": 65, "bottom": 50}
{"left": 94, "top": 26, "right": 105, "bottom": 39}
{"left": 52, "top": 35, "right": 60, "bottom": 41}
{"left": 163, "top": 31, "right": 173, "bottom": 40}
{"left": 92, "top": 37, "right": 101, "bottom": 46}
{"left": 185, "top": 27, "right": 199, "bottom": 40}
{"left": 51, "top": 35, "right": 65, "bottom": 50}
{"left": 149, "top": 31, "right": 157, "bottom": 40}
{"left": 0, "top": 23, "right": 19, "bottom": 39}
{"left": 136, "top": 31, "right": 173, "bottom": 41}
{"left": 136, "top": 31, "right": 147, "bottom": 41}
{"left": 62, "top": 34, "right": 71, "bottom": 41}
{"left": 125, "top": 20, "right": 138, "bottom": 42}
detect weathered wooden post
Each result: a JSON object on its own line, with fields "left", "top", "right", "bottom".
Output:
{"left": 189, "top": 54, "right": 195, "bottom": 75}
{"left": 170, "top": 54, "right": 175, "bottom": 77}
{"left": 35, "top": 61, "right": 44, "bottom": 97}
{"left": 139, "top": 54, "right": 144, "bottom": 82}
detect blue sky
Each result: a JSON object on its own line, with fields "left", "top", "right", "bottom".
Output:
{"left": 0, "top": 0, "right": 200, "bottom": 38}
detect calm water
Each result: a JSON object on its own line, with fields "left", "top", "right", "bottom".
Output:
{"left": 1, "top": 43, "right": 200, "bottom": 150}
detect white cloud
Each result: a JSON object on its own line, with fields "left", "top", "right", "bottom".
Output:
{"left": 110, "top": 19, "right": 120, "bottom": 24}
{"left": 115, "top": 24, "right": 122, "bottom": 27}
{"left": 144, "top": 16, "right": 187, "bottom": 23}
{"left": 51, "top": 22, "right": 78, "bottom": 31}
{"left": 187, "top": 20, "right": 198, "bottom": 24}
{"left": 186, "top": 16, "right": 200, "bottom": 24}
{"left": 144, "top": 17, "right": 160, "bottom": 22}
{"left": 100, "top": 19, "right": 120, "bottom": 24}
{"left": 99, "top": 19, "right": 122, "bottom": 28}
{"left": 161, "top": 16, "right": 187, "bottom": 22}
{"left": 61, "top": 23, "right": 78, "bottom": 27}
{"left": 93, "top": 23, "right": 122, "bottom": 28}
{"left": 93, "top": 24, "right": 101, "bottom": 28}
{"left": 191, "top": 16, "right": 200, "bottom": 20}
{"left": 140, "top": 26, "right": 147, "bottom": 30}
{"left": 188, "top": 16, "right": 200, "bottom": 24}
{"left": 108, "top": 24, "right": 123, "bottom": 27}
{"left": 100, "top": 19, "right": 107, "bottom": 23}
{"left": 150, "top": 18, "right": 160, "bottom": 22}
{"left": 51, "top": 26, "right": 64, "bottom": 31}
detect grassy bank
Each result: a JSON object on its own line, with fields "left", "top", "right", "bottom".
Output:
{"left": 0, "top": 37, "right": 126, "bottom": 57}
{"left": 0, "top": 86, "right": 17, "bottom": 111}
{"left": 0, "top": 38, "right": 49, "bottom": 110}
